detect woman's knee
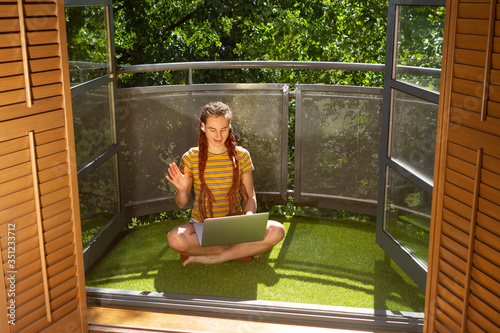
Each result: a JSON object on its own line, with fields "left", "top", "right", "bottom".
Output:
{"left": 267, "top": 220, "right": 286, "bottom": 244}
{"left": 167, "top": 226, "right": 189, "bottom": 252}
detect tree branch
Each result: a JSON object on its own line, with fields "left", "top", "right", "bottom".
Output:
{"left": 164, "top": 2, "right": 208, "bottom": 32}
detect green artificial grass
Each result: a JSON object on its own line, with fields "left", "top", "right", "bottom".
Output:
{"left": 85, "top": 215, "right": 425, "bottom": 312}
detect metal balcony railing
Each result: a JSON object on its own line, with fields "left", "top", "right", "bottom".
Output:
{"left": 71, "top": 59, "right": 440, "bottom": 219}
{"left": 114, "top": 60, "right": 441, "bottom": 218}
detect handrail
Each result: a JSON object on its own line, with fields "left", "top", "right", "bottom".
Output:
{"left": 68, "top": 60, "right": 441, "bottom": 81}
{"left": 117, "top": 60, "right": 386, "bottom": 73}
{"left": 114, "top": 61, "right": 440, "bottom": 86}
{"left": 116, "top": 60, "right": 440, "bottom": 76}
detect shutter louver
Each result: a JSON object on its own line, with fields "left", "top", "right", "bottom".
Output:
{"left": 425, "top": 0, "right": 500, "bottom": 332}
{"left": 0, "top": 0, "right": 87, "bottom": 332}
{"left": 0, "top": 2, "right": 28, "bottom": 109}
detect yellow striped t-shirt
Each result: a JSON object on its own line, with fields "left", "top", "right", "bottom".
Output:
{"left": 180, "top": 146, "right": 254, "bottom": 222}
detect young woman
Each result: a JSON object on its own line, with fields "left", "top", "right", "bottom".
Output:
{"left": 166, "top": 102, "right": 285, "bottom": 266}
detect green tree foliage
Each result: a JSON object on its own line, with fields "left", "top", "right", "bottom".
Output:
{"left": 113, "top": 0, "right": 388, "bottom": 86}
{"left": 396, "top": 5, "right": 445, "bottom": 90}
{"left": 66, "top": 6, "right": 110, "bottom": 83}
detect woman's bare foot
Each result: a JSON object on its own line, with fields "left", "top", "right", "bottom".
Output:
{"left": 182, "top": 254, "right": 219, "bottom": 266}
{"left": 181, "top": 254, "right": 262, "bottom": 266}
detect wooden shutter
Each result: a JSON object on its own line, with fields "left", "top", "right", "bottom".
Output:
{"left": 0, "top": 0, "right": 88, "bottom": 332}
{"left": 425, "top": 0, "right": 500, "bottom": 332}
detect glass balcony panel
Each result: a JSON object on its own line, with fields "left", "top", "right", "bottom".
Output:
{"left": 72, "top": 83, "right": 114, "bottom": 170}
{"left": 79, "top": 155, "right": 119, "bottom": 248}
{"left": 395, "top": 5, "right": 445, "bottom": 92}
{"left": 118, "top": 86, "right": 286, "bottom": 209}
{"left": 65, "top": 6, "right": 110, "bottom": 84}
{"left": 118, "top": 89, "right": 194, "bottom": 206}
{"left": 298, "top": 87, "right": 383, "bottom": 205}
{"left": 390, "top": 90, "right": 438, "bottom": 182}
{"left": 384, "top": 167, "right": 431, "bottom": 268}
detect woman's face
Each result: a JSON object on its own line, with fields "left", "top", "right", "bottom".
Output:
{"left": 202, "top": 116, "right": 230, "bottom": 154}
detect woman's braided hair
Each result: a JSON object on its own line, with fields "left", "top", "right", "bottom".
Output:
{"left": 197, "top": 102, "right": 248, "bottom": 221}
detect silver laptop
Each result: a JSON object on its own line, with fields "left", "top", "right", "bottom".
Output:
{"left": 193, "top": 212, "right": 269, "bottom": 247}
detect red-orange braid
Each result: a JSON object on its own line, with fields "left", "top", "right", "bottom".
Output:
{"left": 197, "top": 126, "right": 215, "bottom": 220}
{"left": 225, "top": 128, "right": 248, "bottom": 216}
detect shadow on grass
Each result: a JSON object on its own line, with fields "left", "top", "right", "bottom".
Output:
{"left": 271, "top": 217, "right": 425, "bottom": 310}
{"left": 85, "top": 215, "right": 425, "bottom": 311}
{"left": 155, "top": 254, "right": 280, "bottom": 300}
{"left": 374, "top": 254, "right": 425, "bottom": 311}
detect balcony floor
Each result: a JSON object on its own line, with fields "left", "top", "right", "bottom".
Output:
{"left": 85, "top": 215, "right": 424, "bottom": 311}
{"left": 87, "top": 305, "right": 393, "bottom": 333}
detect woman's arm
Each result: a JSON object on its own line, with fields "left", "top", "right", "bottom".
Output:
{"left": 241, "top": 171, "right": 257, "bottom": 214}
